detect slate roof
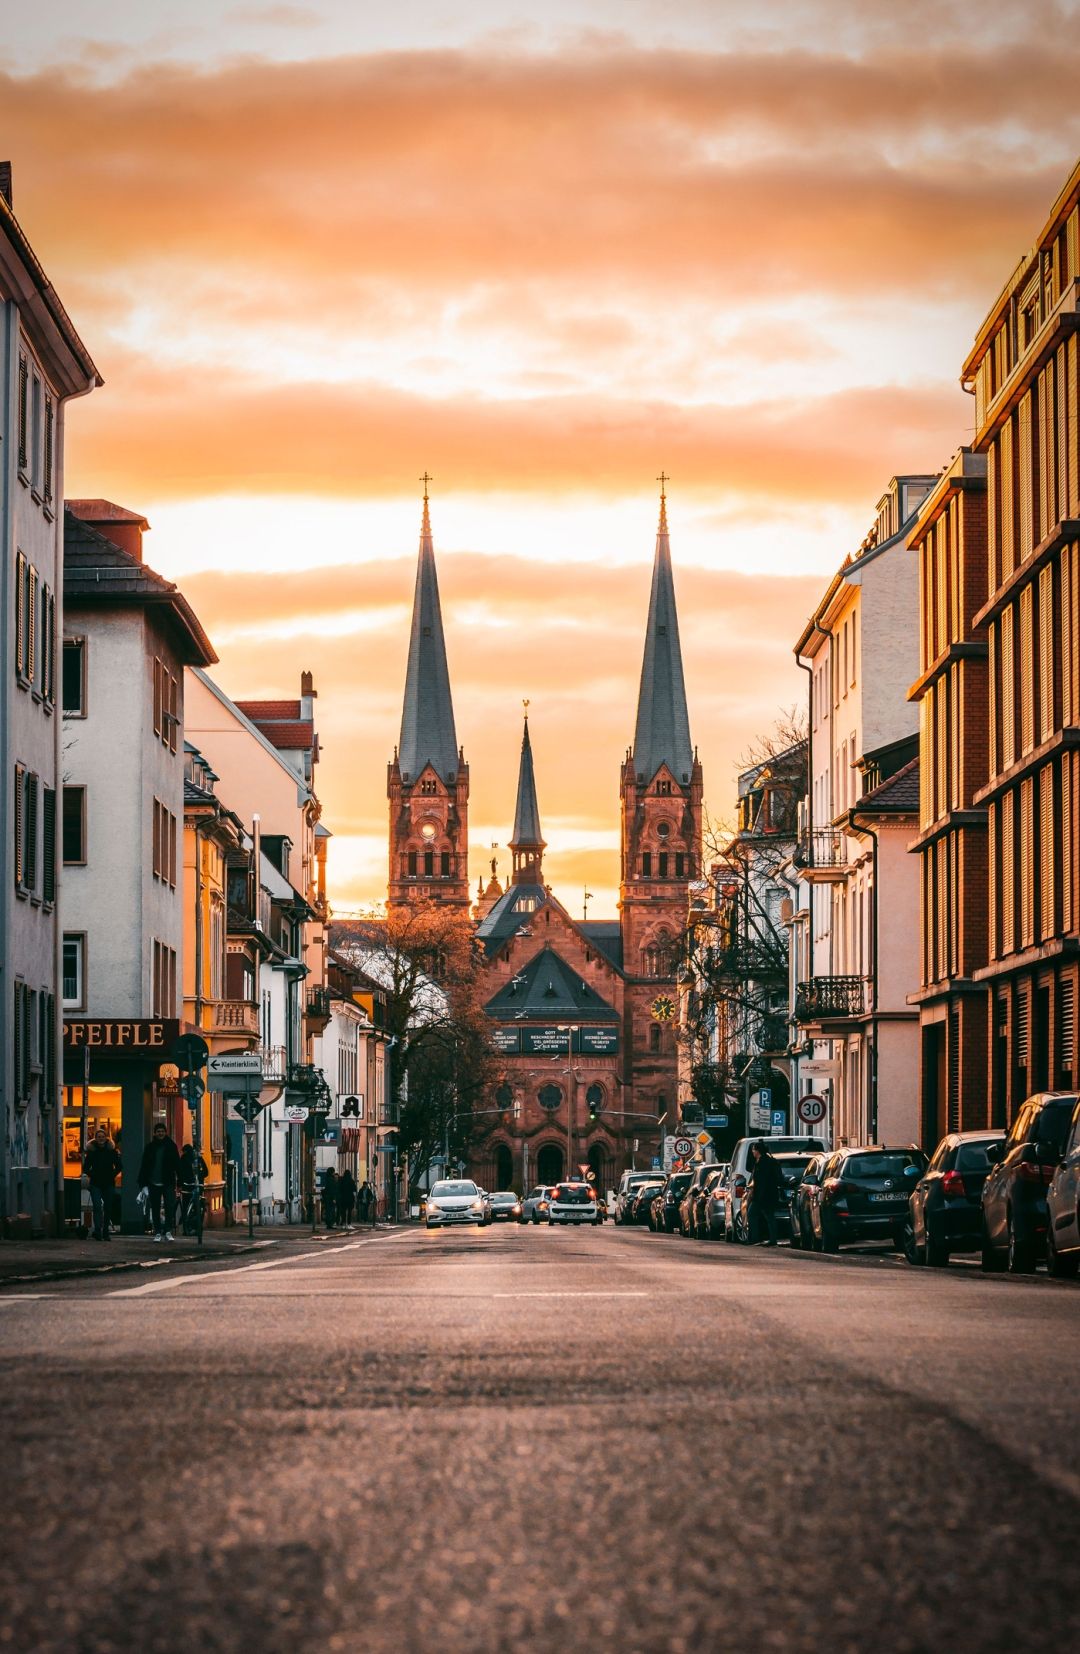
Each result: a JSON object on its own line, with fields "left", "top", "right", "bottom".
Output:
{"left": 475, "top": 882, "right": 550, "bottom": 956}
{"left": 63, "top": 510, "right": 217, "bottom": 666}
{"left": 398, "top": 495, "right": 460, "bottom": 784}
{"left": 580, "top": 921, "right": 624, "bottom": 971}
{"left": 856, "top": 756, "right": 920, "bottom": 814}
{"left": 631, "top": 493, "right": 694, "bottom": 785}
{"left": 484, "top": 945, "right": 620, "bottom": 1021}
{"left": 510, "top": 717, "right": 544, "bottom": 849}
{"left": 65, "top": 498, "right": 148, "bottom": 527}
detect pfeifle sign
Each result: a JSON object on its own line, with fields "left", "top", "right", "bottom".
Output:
{"left": 63, "top": 1019, "right": 180, "bottom": 1053}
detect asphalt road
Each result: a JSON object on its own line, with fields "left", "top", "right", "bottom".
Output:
{"left": 1, "top": 1224, "right": 1077, "bottom": 1654}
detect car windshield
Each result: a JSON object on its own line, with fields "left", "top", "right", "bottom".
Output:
{"left": 955, "top": 1140, "right": 1000, "bottom": 1173}
{"left": 668, "top": 1174, "right": 692, "bottom": 1193}
{"left": 554, "top": 1185, "right": 592, "bottom": 1203}
{"left": 1038, "top": 1100, "right": 1079, "bottom": 1153}
{"left": 637, "top": 1183, "right": 662, "bottom": 1197}
{"left": 430, "top": 1181, "right": 478, "bottom": 1198}
{"left": 844, "top": 1152, "right": 925, "bottom": 1180}
{"left": 492, "top": 1192, "right": 517, "bottom": 1201}
{"left": 775, "top": 1156, "right": 814, "bottom": 1181}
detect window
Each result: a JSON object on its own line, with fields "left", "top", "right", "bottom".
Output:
{"left": 642, "top": 851, "right": 652, "bottom": 878}
{"left": 153, "top": 659, "right": 179, "bottom": 750}
{"left": 19, "top": 769, "right": 38, "bottom": 895}
{"left": 31, "top": 372, "right": 42, "bottom": 492}
{"left": 63, "top": 935, "right": 85, "bottom": 1009}
{"left": 420, "top": 779, "right": 438, "bottom": 795}
{"left": 675, "top": 852, "right": 686, "bottom": 878}
{"left": 42, "top": 787, "right": 55, "bottom": 905}
{"left": 38, "top": 583, "right": 55, "bottom": 704}
{"left": 152, "top": 940, "right": 177, "bottom": 1018}
{"left": 17, "top": 353, "right": 28, "bottom": 473}
{"left": 656, "top": 780, "right": 672, "bottom": 796}
{"left": 152, "top": 799, "right": 178, "bottom": 886}
{"left": 649, "top": 1023, "right": 661, "bottom": 1052}
{"left": 14, "top": 551, "right": 39, "bottom": 687}
{"left": 63, "top": 639, "right": 86, "bottom": 715}
{"left": 440, "top": 851, "right": 451, "bottom": 878}
{"left": 658, "top": 851, "right": 669, "bottom": 879}
{"left": 423, "top": 849, "right": 434, "bottom": 877}
{"left": 407, "top": 850, "right": 417, "bottom": 877}
{"left": 63, "top": 785, "right": 86, "bottom": 864}
{"left": 14, "top": 764, "right": 24, "bottom": 890}
{"left": 43, "top": 395, "right": 54, "bottom": 508}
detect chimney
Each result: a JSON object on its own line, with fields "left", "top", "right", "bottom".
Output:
{"left": 0, "top": 163, "right": 11, "bottom": 209}
{"left": 300, "top": 670, "right": 316, "bottom": 720}
{"left": 66, "top": 500, "right": 149, "bottom": 563}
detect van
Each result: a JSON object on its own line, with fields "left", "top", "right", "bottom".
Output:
{"left": 724, "top": 1135, "right": 827, "bottom": 1241}
{"left": 615, "top": 1168, "right": 663, "bottom": 1224}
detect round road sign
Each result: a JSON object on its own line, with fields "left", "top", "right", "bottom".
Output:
{"left": 797, "top": 1093, "right": 827, "bottom": 1126}
{"left": 673, "top": 1136, "right": 694, "bottom": 1159}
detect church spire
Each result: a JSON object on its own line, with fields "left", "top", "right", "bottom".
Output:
{"left": 631, "top": 476, "right": 693, "bottom": 785}
{"left": 397, "top": 477, "right": 460, "bottom": 783}
{"left": 509, "top": 704, "right": 545, "bottom": 885}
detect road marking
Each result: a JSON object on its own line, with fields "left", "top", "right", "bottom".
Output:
{"left": 491, "top": 1291, "right": 648, "bottom": 1298}
{"left": 0, "top": 1293, "right": 53, "bottom": 1302}
{"left": 108, "top": 1229, "right": 414, "bottom": 1296}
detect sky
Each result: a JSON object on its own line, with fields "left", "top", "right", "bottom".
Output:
{"left": 8, "top": 0, "right": 1080, "bottom": 913}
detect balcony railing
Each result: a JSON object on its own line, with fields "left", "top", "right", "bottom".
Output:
{"left": 306, "top": 985, "right": 333, "bottom": 1029}
{"left": 793, "top": 975, "right": 870, "bottom": 1023}
{"left": 210, "top": 999, "right": 260, "bottom": 1037}
{"left": 794, "top": 829, "right": 849, "bottom": 874}
{"left": 261, "top": 1045, "right": 287, "bottom": 1084}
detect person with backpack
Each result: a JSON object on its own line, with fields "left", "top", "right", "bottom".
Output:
{"left": 83, "top": 1128, "right": 122, "bottom": 1241}
{"left": 137, "top": 1121, "right": 182, "bottom": 1240}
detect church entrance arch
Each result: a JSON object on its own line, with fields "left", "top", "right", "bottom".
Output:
{"left": 494, "top": 1142, "right": 514, "bottom": 1191}
{"left": 536, "top": 1143, "right": 564, "bottom": 1186}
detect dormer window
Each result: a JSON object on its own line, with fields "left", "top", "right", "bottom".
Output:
{"left": 656, "top": 780, "right": 672, "bottom": 796}
{"left": 420, "top": 779, "right": 437, "bottom": 796}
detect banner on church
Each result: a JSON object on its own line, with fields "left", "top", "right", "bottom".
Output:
{"left": 491, "top": 1025, "right": 620, "bottom": 1057}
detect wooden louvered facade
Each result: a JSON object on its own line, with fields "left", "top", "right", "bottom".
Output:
{"left": 959, "top": 159, "right": 1080, "bottom": 1124}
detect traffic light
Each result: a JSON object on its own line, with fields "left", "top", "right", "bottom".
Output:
{"left": 586, "top": 1084, "right": 603, "bottom": 1122}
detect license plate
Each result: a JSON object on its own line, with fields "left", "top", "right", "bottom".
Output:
{"left": 870, "top": 1193, "right": 907, "bottom": 1203}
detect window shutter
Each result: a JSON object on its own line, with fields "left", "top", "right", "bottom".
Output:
{"left": 1038, "top": 562, "right": 1054, "bottom": 742}
{"left": 1019, "top": 778, "right": 1035, "bottom": 948}
{"left": 988, "top": 802, "right": 998, "bottom": 960}
{"left": 1000, "top": 418, "right": 1015, "bottom": 581}
{"left": 1019, "top": 586, "right": 1034, "bottom": 755}
{"left": 1060, "top": 978, "right": 1076, "bottom": 1086}
{"left": 15, "top": 552, "right": 26, "bottom": 678}
{"left": 1040, "top": 764, "right": 1055, "bottom": 940}
{"left": 1063, "top": 544, "right": 1075, "bottom": 730}
{"left": 1068, "top": 334, "right": 1080, "bottom": 518}
{"left": 1000, "top": 606, "right": 1015, "bottom": 766}
{"left": 42, "top": 788, "right": 56, "bottom": 905}
{"left": 1018, "top": 392, "right": 1035, "bottom": 562}
{"left": 27, "top": 565, "right": 37, "bottom": 688}
{"left": 14, "top": 763, "right": 25, "bottom": 889}
{"left": 153, "top": 659, "right": 162, "bottom": 738}
{"left": 17, "top": 354, "right": 28, "bottom": 472}
{"left": 987, "top": 445, "right": 998, "bottom": 592}
{"left": 24, "top": 772, "right": 38, "bottom": 895}
{"left": 1001, "top": 792, "right": 1015, "bottom": 954}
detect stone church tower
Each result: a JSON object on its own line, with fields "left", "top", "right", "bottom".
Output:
{"left": 387, "top": 487, "right": 470, "bottom": 916}
{"left": 619, "top": 485, "right": 703, "bottom": 1118}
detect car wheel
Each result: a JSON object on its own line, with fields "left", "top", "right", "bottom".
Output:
{"left": 904, "top": 1220, "right": 925, "bottom": 1266}
{"left": 789, "top": 1213, "right": 801, "bottom": 1250}
{"left": 1006, "top": 1214, "right": 1036, "bottom": 1274}
{"left": 820, "top": 1221, "right": 840, "bottom": 1254}
{"left": 1047, "top": 1222, "right": 1080, "bottom": 1278}
{"left": 925, "top": 1224, "right": 949, "bottom": 1268}
{"left": 532, "top": 1213, "right": 540, "bottom": 1225}
{"left": 980, "top": 1219, "right": 1006, "bottom": 1272}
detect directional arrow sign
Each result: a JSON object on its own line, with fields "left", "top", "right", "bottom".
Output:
{"left": 207, "top": 1052, "right": 263, "bottom": 1079}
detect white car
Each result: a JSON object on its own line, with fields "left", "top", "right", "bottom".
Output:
{"left": 424, "top": 1179, "right": 488, "bottom": 1229}
{"left": 548, "top": 1182, "right": 601, "bottom": 1225}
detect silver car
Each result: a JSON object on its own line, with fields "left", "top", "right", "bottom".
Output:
{"left": 424, "top": 1179, "right": 488, "bottom": 1229}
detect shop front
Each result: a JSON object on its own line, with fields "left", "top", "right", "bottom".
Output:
{"left": 62, "top": 1019, "right": 182, "bottom": 1233}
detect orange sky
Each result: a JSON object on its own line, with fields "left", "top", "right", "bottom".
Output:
{"left": 8, "top": 5, "right": 1080, "bottom": 911}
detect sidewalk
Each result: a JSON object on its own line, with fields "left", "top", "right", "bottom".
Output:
{"left": 0, "top": 1226, "right": 326, "bottom": 1287}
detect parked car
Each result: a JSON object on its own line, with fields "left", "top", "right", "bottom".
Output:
{"left": 520, "top": 1185, "right": 554, "bottom": 1224}
{"left": 701, "top": 1164, "right": 730, "bottom": 1238}
{"left": 548, "top": 1181, "right": 600, "bottom": 1225}
{"left": 690, "top": 1166, "right": 726, "bottom": 1237}
{"left": 615, "top": 1170, "right": 662, "bottom": 1224}
{"left": 424, "top": 1179, "right": 488, "bottom": 1229}
{"left": 808, "top": 1146, "right": 927, "bottom": 1253}
{"left": 981, "top": 1092, "right": 1080, "bottom": 1273}
{"left": 788, "top": 1154, "right": 827, "bottom": 1248}
{"left": 731, "top": 1152, "right": 816, "bottom": 1245}
{"left": 1046, "top": 1100, "right": 1080, "bottom": 1277}
{"left": 629, "top": 1180, "right": 663, "bottom": 1223}
{"left": 905, "top": 1131, "right": 1004, "bottom": 1266}
{"left": 678, "top": 1165, "right": 717, "bottom": 1236}
{"left": 724, "top": 1136, "right": 827, "bottom": 1241}
{"left": 486, "top": 1191, "right": 523, "bottom": 1222}
{"left": 653, "top": 1170, "right": 693, "bottom": 1233}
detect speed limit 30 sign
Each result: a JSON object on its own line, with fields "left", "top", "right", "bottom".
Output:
{"left": 672, "top": 1136, "right": 695, "bottom": 1159}
{"left": 797, "top": 1093, "right": 827, "bottom": 1126}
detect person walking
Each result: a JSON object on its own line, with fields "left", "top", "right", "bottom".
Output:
{"left": 179, "top": 1143, "right": 209, "bottom": 1235}
{"left": 358, "top": 1178, "right": 375, "bottom": 1225}
{"left": 83, "top": 1128, "right": 122, "bottom": 1241}
{"left": 747, "top": 1140, "right": 783, "bottom": 1246}
{"left": 138, "top": 1121, "right": 181, "bottom": 1240}
{"left": 322, "top": 1166, "right": 339, "bottom": 1230}
{"left": 337, "top": 1167, "right": 357, "bottom": 1228}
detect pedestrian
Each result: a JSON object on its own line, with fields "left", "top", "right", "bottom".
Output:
{"left": 337, "top": 1167, "right": 357, "bottom": 1227}
{"left": 137, "top": 1121, "right": 181, "bottom": 1241}
{"left": 747, "top": 1140, "right": 783, "bottom": 1246}
{"left": 358, "top": 1178, "right": 374, "bottom": 1224}
{"left": 83, "top": 1127, "right": 122, "bottom": 1241}
{"left": 322, "top": 1166, "right": 339, "bottom": 1229}
{"left": 179, "top": 1143, "right": 209, "bottom": 1235}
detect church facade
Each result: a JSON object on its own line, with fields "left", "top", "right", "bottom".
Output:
{"left": 387, "top": 485, "right": 702, "bottom": 1193}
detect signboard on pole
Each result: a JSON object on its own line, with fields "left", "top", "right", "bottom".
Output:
{"left": 284, "top": 1104, "right": 309, "bottom": 1124}
{"left": 770, "top": 1108, "right": 786, "bottom": 1136}
{"left": 797, "top": 1092, "right": 827, "bottom": 1126}
{"left": 749, "top": 1089, "right": 771, "bottom": 1132}
{"left": 672, "top": 1135, "right": 694, "bottom": 1160}
{"left": 208, "top": 1051, "right": 264, "bottom": 1097}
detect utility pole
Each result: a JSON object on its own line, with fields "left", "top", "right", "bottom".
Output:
{"left": 557, "top": 1024, "right": 579, "bottom": 1180}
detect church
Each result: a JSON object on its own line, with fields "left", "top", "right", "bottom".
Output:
{"left": 386, "top": 485, "right": 702, "bottom": 1194}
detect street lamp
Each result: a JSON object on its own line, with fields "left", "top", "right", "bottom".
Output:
{"left": 557, "top": 1024, "right": 579, "bottom": 1180}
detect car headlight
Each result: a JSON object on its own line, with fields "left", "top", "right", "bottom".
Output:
{"left": 512, "top": 1203, "right": 521, "bottom": 1215}
{"left": 470, "top": 1201, "right": 484, "bottom": 1213}
{"left": 427, "top": 1202, "right": 441, "bottom": 1214}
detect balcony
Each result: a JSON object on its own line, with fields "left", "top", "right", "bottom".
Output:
{"left": 209, "top": 999, "right": 259, "bottom": 1038}
{"left": 793, "top": 975, "right": 870, "bottom": 1026}
{"left": 793, "top": 829, "right": 850, "bottom": 883}
{"left": 306, "top": 985, "right": 333, "bottom": 1032}
{"left": 261, "top": 1045, "right": 287, "bottom": 1084}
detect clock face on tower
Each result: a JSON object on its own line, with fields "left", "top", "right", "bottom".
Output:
{"left": 651, "top": 994, "right": 675, "bottom": 1022}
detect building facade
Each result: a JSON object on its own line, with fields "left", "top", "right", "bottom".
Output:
{"left": 791, "top": 477, "right": 934, "bottom": 1147}
{"left": 60, "top": 503, "right": 217, "bottom": 1230}
{"left": 1, "top": 166, "right": 99, "bottom": 1233}
{"left": 961, "top": 159, "right": 1080, "bottom": 1113}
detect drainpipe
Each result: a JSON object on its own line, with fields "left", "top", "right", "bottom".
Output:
{"left": 848, "top": 805, "right": 879, "bottom": 1145}
{"left": 795, "top": 616, "right": 835, "bottom": 1121}
{"left": 193, "top": 820, "right": 205, "bottom": 1022}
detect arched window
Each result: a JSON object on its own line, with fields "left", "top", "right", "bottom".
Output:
{"left": 538, "top": 1084, "right": 562, "bottom": 1111}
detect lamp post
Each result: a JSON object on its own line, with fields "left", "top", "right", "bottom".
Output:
{"left": 557, "top": 1024, "right": 579, "bottom": 1180}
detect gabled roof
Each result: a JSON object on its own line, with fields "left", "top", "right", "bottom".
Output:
{"left": 580, "top": 921, "right": 624, "bottom": 972}
{"left": 398, "top": 492, "right": 460, "bottom": 784}
{"left": 63, "top": 510, "right": 217, "bottom": 666}
{"left": 476, "top": 881, "right": 550, "bottom": 955}
{"left": 854, "top": 756, "right": 920, "bottom": 815}
{"left": 236, "top": 699, "right": 300, "bottom": 721}
{"left": 631, "top": 490, "right": 694, "bottom": 785}
{"left": 65, "top": 498, "right": 148, "bottom": 527}
{"left": 484, "top": 946, "right": 619, "bottom": 1022}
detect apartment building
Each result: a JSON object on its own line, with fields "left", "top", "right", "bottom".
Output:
{"left": 961, "top": 160, "right": 1080, "bottom": 1112}
{"left": 60, "top": 503, "right": 216, "bottom": 1230}
{"left": 791, "top": 477, "right": 934, "bottom": 1147}
{"left": 907, "top": 451, "right": 992, "bottom": 1139}
{"left": 1, "top": 165, "right": 99, "bottom": 1232}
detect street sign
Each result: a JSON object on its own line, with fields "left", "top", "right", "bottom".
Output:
{"left": 759, "top": 1087, "right": 772, "bottom": 1108}
{"left": 231, "top": 1097, "right": 264, "bottom": 1124}
{"left": 172, "top": 1033, "right": 209, "bottom": 1073}
{"left": 651, "top": 1157, "right": 662, "bottom": 1169}
{"left": 208, "top": 1052, "right": 263, "bottom": 1079}
{"left": 673, "top": 1136, "right": 694, "bottom": 1159}
{"left": 705, "top": 1112, "right": 729, "bottom": 1129}
{"left": 797, "top": 1092, "right": 827, "bottom": 1126}
{"left": 183, "top": 1076, "right": 206, "bottom": 1109}
{"left": 284, "top": 1105, "right": 309, "bottom": 1123}
{"left": 696, "top": 1131, "right": 712, "bottom": 1147}
{"left": 376, "top": 1143, "right": 397, "bottom": 1155}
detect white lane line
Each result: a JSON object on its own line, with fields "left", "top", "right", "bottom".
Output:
{"left": 0, "top": 1293, "right": 54, "bottom": 1302}
{"left": 108, "top": 1229, "right": 414, "bottom": 1296}
{"left": 492, "top": 1291, "right": 648, "bottom": 1299}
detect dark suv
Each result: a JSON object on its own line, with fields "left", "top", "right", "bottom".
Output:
{"left": 653, "top": 1171, "right": 693, "bottom": 1234}
{"left": 981, "top": 1092, "right": 1079, "bottom": 1273}
{"left": 810, "top": 1146, "right": 928, "bottom": 1252}
{"left": 906, "top": 1131, "right": 1004, "bottom": 1267}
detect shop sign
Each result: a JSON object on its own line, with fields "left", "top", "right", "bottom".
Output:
{"left": 63, "top": 1019, "right": 180, "bottom": 1055}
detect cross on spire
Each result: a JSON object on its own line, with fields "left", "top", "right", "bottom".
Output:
{"left": 656, "top": 470, "right": 669, "bottom": 500}
{"left": 420, "top": 471, "right": 433, "bottom": 501}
